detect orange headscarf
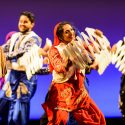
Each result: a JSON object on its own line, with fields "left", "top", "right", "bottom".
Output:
{"left": 53, "top": 22, "right": 61, "bottom": 46}
{"left": 49, "top": 22, "right": 61, "bottom": 72}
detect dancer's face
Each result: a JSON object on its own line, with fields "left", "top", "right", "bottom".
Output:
{"left": 18, "top": 15, "right": 34, "bottom": 33}
{"left": 62, "top": 24, "right": 76, "bottom": 44}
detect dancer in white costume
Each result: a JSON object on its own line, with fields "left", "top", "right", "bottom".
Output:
{"left": 0, "top": 11, "right": 51, "bottom": 125}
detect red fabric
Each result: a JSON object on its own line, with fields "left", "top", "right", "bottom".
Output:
{"left": 84, "top": 42, "right": 94, "bottom": 52}
{"left": 72, "top": 98, "right": 106, "bottom": 125}
{"left": 42, "top": 72, "right": 106, "bottom": 125}
{"left": 53, "top": 23, "right": 60, "bottom": 46}
{"left": 48, "top": 46, "right": 66, "bottom": 73}
{"left": 42, "top": 22, "right": 106, "bottom": 125}
{"left": 0, "top": 77, "right": 5, "bottom": 89}
{"left": 42, "top": 103, "right": 68, "bottom": 125}
{"left": 49, "top": 22, "right": 62, "bottom": 72}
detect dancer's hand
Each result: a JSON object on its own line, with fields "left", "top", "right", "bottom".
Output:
{"left": 95, "top": 29, "right": 103, "bottom": 38}
{"left": 90, "top": 60, "right": 99, "bottom": 70}
{"left": 111, "top": 44, "right": 117, "bottom": 53}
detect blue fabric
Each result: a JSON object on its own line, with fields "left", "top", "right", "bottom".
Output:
{"left": 3, "top": 70, "right": 37, "bottom": 102}
{"left": 7, "top": 100, "right": 29, "bottom": 125}
{"left": 0, "top": 70, "right": 37, "bottom": 125}
{"left": 67, "top": 113, "right": 78, "bottom": 125}
{"left": 0, "top": 32, "right": 41, "bottom": 125}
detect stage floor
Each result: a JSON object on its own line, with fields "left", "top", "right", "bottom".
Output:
{"left": 31, "top": 117, "right": 124, "bottom": 125}
{"left": 0, "top": 117, "right": 124, "bottom": 125}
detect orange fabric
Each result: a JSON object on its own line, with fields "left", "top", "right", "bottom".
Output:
{"left": 43, "top": 82, "right": 106, "bottom": 125}
{"left": 42, "top": 103, "right": 68, "bottom": 125}
{"left": 72, "top": 98, "right": 106, "bottom": 125}
{"left": 53, "top": 22, "right": 60, "bottom": 46}
{"left": 0, "top": 47, "right": 7, "bottom": 77}
{"left": 43, "top": 22, "right": 106, "bottom": 125}
{"left": 49, "top": 22, "right": 61, "bottom": 72}
{"left": 42, "top": 70, "right": 106, "bottom": 125}
{"left": 48, "top": 46, "right": 66, "bottom": 73}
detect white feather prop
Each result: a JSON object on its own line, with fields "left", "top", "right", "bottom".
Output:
{"left": 112, "top": 37, "right": 125, "bottom": 74}
{"left": 81, "top": 27, "right": 111, "bottom": 75}
{"left": 18, "top": 44, "right": 43, "bottom": 80}
{"left": 62, "top": 27, "right": 111, "bottom": 75}
{"left": 63, "top": 27, "right": 111, "bottom": 75}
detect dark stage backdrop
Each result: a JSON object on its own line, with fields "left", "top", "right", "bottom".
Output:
{"left": 0, "top": 0, "right": 125, "bottom": 120}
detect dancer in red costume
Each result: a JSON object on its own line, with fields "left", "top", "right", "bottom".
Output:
{"left": 42, "top": 21, "right": 106, "bottom": 125}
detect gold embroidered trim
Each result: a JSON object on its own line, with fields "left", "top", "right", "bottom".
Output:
{"left": 4, "top": 82, "right": 12, "bottom": 98}
{"left": 76, "top": 90, "right": 88, "bottom": 104}
{"left": 61, "top": 87, "right": 72, "bottom": 105}
{"left": 16, "top": 82, "right": 29, "bottom": 98}
{"left": 54, "top": 107, "right": 72, "bottom": 112}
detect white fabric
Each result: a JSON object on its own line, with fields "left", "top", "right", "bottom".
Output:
{"left": 112, "top": 38, "right": 125, "bottom": 74}
{"left": 81, "top": 27, "right": 111, "bottom": 75}
{"left": 9, "top": 31, "right": 42, "bottom": 80}
{"left": 52, "top": 44, "right": 76, "bottom": 83}
{"left": 18, "top": 44, "right": 43, "bottom": 80}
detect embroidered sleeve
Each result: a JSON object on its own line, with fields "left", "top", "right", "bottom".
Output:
{"left": 49, "top": 46, "right": 66, "bottom": 73}
{"left": 7, "top": 36, "right": 41, "bottom": 61}
{"left": 23, "top": 37, "right": 41, "bottom": 52}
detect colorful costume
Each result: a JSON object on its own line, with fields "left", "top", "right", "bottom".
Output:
{"left": 0, "top": 31, "right": 42, "bottom": 125}
{"left": 42, "top": 24, "right": 106, "bottom": 125}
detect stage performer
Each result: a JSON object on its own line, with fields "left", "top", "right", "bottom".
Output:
{"left": 42, "top": 21, "right": 106, "bottom": 125}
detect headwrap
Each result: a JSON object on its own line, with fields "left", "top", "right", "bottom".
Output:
{"left": 49, "top": 23, "right": 61, "bottom": 72}
{"left": 53, "top": 22, "right": 61, "bottom": 46}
